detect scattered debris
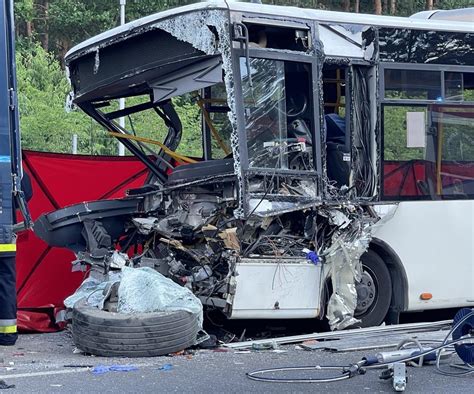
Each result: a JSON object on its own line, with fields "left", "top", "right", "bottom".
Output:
{"left": 66, "top": 266, "right": 204, "bottom": 357}
{"left": 252, "top": 341, "right": 279, "bottom": 351}
{"left": 247, "top": 310, "right": 474, "bottom": 385}
{"left": 64, "top": 365, "right": 94, "bottom": 368}
{"left": 170, "top": 351, "right": 185, "bottom": 357}
{"left": 300, "top": 330, "right": 449, "bottom": 353}
{"left": 158, "top": 364, "right": 173, "bottom": 371}
{"left": 91, "top": 365, "right": 139, "bottom": 375}
{"left": 198, "top": 335, "right": 218, "bottom": 349}
{"left": 301, "top": 340, "right": 318, "bottom": 347}
{"left": 0, "top": 381, "right": 15, "bottom": 390}
{"left": 213, "top": 348, "right": 229, "bottom": 353}
{"left": 225, "top": 320, "right": 453, "bottom": 349}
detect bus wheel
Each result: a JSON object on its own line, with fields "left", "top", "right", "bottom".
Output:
{"left": 354, "top": 250, "right": 392, "bottom": 327}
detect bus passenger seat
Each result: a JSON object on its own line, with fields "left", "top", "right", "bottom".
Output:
{"left": 325, "top": 113, "right": 350, "bottom": 187}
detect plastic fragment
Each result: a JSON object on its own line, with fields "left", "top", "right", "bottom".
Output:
{"left": 252, "top": 341, "right": 278, "bottom": 351}
{"left": 91, "top": 365, "right": 138, "bottom": 375}
{"left": 303, "top": 248, "right": 320, "bottom": 264}
{"left": 158, "top": 364, "right": 173, "bottom": 371}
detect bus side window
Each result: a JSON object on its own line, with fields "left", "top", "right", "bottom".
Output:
{"left": 382, "top": 106, "right": 431, "bottom": 198}
{"left": 382, "top": 69, "right": 474, "bottom": 200}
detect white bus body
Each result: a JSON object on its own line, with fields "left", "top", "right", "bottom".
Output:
{"left": 36, "top": 2, "right": 474, "bottom": 328}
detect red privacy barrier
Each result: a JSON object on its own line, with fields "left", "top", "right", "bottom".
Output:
{"left": 384, "top": 160, "right": 474, "bottom": 198}
{"left": 17, "top": 150, "right": 148, "bottom": 332}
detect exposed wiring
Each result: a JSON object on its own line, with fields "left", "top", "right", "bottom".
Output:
{"left": 351, "top": 67, "right": 377, "bottom": 198}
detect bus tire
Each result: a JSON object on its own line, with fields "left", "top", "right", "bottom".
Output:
{"left": 355, "top": 249, "right": 392, "bottom": 327}
{"left": 71, "top": 300, "right": 200, "bottom": 357}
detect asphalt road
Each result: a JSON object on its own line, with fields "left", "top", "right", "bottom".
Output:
{"left": 0, "top": 328, "right": 472, "bottom": 393}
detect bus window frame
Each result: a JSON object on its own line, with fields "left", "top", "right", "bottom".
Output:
{"left": 229, "top": 17, "right": 323, "bottom": 216}
{"left": 380, "top": 63, "right": 474, "bottom": 105}
{"left": 380, "top": 62, "right": 474, "bottom": 201}
{"left": 232, "top": 47, "right": 322, "bottom": 177}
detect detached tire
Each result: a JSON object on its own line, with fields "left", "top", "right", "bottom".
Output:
{"left": 71, "top": 300, "right": 200, "bottom": 357}
{"left": 355, "top": 250, "right": 392, "bottom": 327}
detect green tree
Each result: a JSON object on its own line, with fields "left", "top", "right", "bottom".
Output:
{"left": 16, "top": 43, "right": 96, "bottom": 154}
{"left": 14, "top": 0, "right": 474, "bottom": 157}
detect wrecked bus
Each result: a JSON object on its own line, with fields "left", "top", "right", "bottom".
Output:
{"left": 34, "top": 1, "right": 474, "bottom": 330}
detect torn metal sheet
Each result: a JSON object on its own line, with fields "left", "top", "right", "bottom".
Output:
{"left": 319, "top": 24, "right": 365, "bottom": 58}
{"left": 324, "top": 210, "right": 373, "bottom": 331}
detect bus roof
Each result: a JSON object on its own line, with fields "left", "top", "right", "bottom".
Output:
{"left": 411, "top": 8, "right": 474, "bottom": 22}
{"left": 66, "top": 1, "right": 474, "bottom": 61}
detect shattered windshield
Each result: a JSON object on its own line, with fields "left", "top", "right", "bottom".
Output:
{"left": 241, "top": 57, "right": 314, "bottom": 171}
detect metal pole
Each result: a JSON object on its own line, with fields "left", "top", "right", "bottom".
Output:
{"left": 72, "top": 134, "right": 78, "bottom": 154}
{"left": 118, "top": 0, "right": 126, "bottom": 156}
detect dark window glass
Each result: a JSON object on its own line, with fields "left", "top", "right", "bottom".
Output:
{"left": 445, "top": 72, "right": 464, "bottom": 101}
{"left": 384, "top": 69, "right": 441, "bottom": 100}
{"left": 379, "top": 29, "right": 474, "bottom": 65}
{"left": 445, "top": 72, "right": 474, "bottom": 102}
{"left": 436, "top": 106, "right": 474, "bottom": 197}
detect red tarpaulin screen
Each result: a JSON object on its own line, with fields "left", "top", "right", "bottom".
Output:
{"left": 17, "top": 150, "right": 148, "bottom": 332}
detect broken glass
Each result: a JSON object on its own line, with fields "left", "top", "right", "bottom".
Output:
{"left": 241, "top": 57, "right": 288, "bottom": 169}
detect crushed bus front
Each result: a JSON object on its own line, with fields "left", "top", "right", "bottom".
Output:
{"left": 34, "top": 2, "right": 474, "bottom": 329}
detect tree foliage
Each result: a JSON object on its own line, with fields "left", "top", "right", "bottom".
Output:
{"left": 14, "top": 0, "right": 473, "bottom": 155}
{"left": 16, "top": 43, "right": 94, "bottom": 154}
